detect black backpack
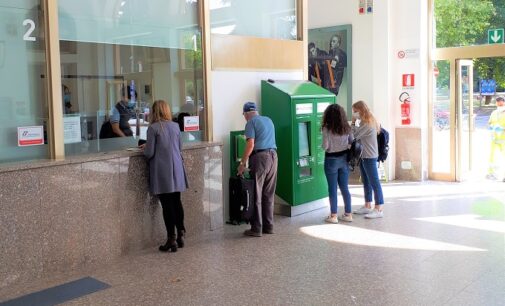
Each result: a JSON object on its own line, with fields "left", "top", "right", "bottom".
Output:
{"left": 347, "top": 139, "right": 363, "bottom": 171}
{"left": 377, "top": 127, "right": 389, "bottom": 163}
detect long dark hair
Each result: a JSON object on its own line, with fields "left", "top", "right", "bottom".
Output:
{"left": 322, "top": 104, "right": 351, "bottom": 135}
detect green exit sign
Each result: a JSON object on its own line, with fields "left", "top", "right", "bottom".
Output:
{"left": 488, "top": 28, "right": 504, "bottom": 44}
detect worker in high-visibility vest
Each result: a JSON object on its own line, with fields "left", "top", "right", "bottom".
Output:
{"left": 487, "top": 96, "right": 505, "bottom": 181}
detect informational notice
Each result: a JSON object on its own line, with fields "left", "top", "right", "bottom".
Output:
{"left": 63, "top": 115, "right": 81, "bottom": 144}
{"left": 183, "top": 116, "right": 200, "bottom": 132}
{"left": 317, "top": 102, "right": 331, "bottom": 113}
{"left": 18, "top": 126, "right": 44, "bottom": 146}
{"left": 296, "top": 103, "right": 313, "bottom": 115}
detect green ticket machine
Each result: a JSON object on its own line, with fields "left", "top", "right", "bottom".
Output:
{"left": 261, "top": 80, "right": 336, "bottom": 216}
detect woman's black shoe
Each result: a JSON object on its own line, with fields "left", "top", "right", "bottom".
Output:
{"left": 176, "top": 230, "right": 185, "bottom": 248}
{"left": 159, "top": 239, "right": 177, "bottom": 252}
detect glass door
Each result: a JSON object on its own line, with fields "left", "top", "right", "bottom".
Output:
{"left": 456, "top": 59, "right": 474, "bottom": 181}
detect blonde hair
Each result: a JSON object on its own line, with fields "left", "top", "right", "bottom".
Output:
{"left": 150, "top": 100, "right": 172, "bottom": 124}
{"left": 352, "top": 100, "right": 380, "bottom": 132}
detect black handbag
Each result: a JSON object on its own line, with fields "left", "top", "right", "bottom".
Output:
{"left": 347, "top": 139, "right": 363, "bottom": 171}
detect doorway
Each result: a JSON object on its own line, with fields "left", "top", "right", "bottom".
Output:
{"left": 430, "top": 55, "right": 505, "bottom": 181}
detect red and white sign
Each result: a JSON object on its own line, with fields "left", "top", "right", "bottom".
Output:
{"left": 433, "top": 67, "right": 439, "bottom": 77}
{"left": 183, "top": 116, "right": 200, "bottom": 132}
{"left": 18, "top": 126, "right": 44, "bottom": 146}
{"left": 402, "top": 74, "right": 415, "bottom": 87}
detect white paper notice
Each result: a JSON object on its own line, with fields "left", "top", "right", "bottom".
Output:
{"left": 63, "top": 116, "right": 82, "bottom": 144}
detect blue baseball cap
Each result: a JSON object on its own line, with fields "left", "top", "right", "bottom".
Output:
{"left": 243, "top": 101, "right": 257, "bottom": 113}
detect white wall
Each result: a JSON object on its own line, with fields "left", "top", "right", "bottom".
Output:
{"left": 211, "top": 70, "right": 303, "bottom": 219}
{"left": 308, "top": 0, "right": 428, "bottom": 180}
{"left": 309, "top": 0, "right": 374, "bottom": 107}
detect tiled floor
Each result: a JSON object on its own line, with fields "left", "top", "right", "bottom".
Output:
{"left": 1, "top": 181, "right": 504, "bottom": 306}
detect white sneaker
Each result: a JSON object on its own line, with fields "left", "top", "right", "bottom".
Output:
{"left": 338, "top": 214, "right": 353, "bottom": 222}
{"left": 365, "top": 210, "right": 384, "bottom": 219}
{"left": 353, "top": 206, "right": 373, "bottom": 215}
{"left": 325, "top": 215, "right": 339, "bottom": 224}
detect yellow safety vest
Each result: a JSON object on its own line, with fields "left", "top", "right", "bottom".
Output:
{"left": 489, "top": 108, "right": 505, "bottom": 144}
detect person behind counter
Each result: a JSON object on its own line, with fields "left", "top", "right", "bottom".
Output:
{"left": 110, "top": 86, "right": 136, "bottom": 137}
{"left": 141, "top": 100, "right": 189, "bottom": 252}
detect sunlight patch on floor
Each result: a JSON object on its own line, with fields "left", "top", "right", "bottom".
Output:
{"left": 414, "top": 214, "right": 505, "bottom": 233}
{"left": 300, "top": 224, "right": 486, "bottom": 251}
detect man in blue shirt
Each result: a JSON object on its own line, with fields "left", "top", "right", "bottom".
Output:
{"left": 110, "top": 86, "right": 136, "bottom": 137}
{"left": 238, "top": 102, "right": 278, "bottom": 237}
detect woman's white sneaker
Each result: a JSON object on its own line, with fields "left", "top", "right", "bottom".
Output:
{"left": 364, "top": 210, "right": 383, "bottom": 219}
{"left": 338, "top": 214, "right": 353, "bottom": 222}
{"left": 353, "top": 206, "right": 373, "bottom": 215}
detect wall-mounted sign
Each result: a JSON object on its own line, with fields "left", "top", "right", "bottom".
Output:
{"left": 402, "top": 74, "right": 415, "bottom": 88}
{"left": 18, "top": 126, "right": 44, "bottom": 146}
{"left": 397, "top": 48, "right": 419, "bottom": 59}
{"left": 488, "top": 28, "right": 504, "bottom": 44}
{"left": 480, "top": 79, "right": 496, "bottom": 96}
{"left": 183, "top": 116, "right": 200, "bottom": 132}
{"left": 359, "top": 0, "right": 365, "bottom": 14}
{"left": 63, "top": 115, "right": 81, "bottom": 144}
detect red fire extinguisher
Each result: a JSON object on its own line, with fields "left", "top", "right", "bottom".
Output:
{"left": 399, "top": 92, "right": 411, "bottom": 125}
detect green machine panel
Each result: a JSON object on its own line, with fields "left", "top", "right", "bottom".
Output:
{"left": 261, "top": 80, "right": 336, "bottom": 206}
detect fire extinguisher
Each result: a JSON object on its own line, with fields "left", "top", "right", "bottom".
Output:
{"left": 399, "top": 92, "right": 411, "bottom": 125}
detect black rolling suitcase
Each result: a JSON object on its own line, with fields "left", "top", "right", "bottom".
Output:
{"left": 228, "top": 176, "right": 255, "bottom": 225}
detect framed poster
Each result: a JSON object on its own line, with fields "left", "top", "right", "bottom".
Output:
{"left": 308, "top": 25, "right": 352, "bottom": 117}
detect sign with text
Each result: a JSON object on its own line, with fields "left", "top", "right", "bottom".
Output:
{"left": 183, "top": 116, "right": 200, "bottom": 132}
{"left": 488, "top": 28, "right": 504, "bottom": 44}
{"left": 63, "top": 115, "right": 82, "bottom": 144}
{"left": 397, "top": 48, "right": 419, "bottom": 59}
{"left": 18, "top": 126, "right": 44, "bottom": 146}
{"left": 480, "top": 79, "right": 496, "bottom": 96}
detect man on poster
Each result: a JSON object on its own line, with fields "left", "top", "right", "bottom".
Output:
{"left": 308, "top": 42, "right": 327, "bottom": 86}
{"left": 324, "top": 34, "right": 347, "bottom": 96}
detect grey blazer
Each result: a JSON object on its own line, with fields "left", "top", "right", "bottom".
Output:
{"left": 144, "top": 121, "right": 188, "bottom": 195}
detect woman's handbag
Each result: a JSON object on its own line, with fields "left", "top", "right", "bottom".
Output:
{"left": 347, "top": 139, "right": 363, "bottom": 171}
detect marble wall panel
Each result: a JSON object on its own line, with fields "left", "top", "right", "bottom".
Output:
{"left": 118, "top": 156, "right": 163, "bottom": 252}
{"left": 37, "top": 164, "right": 84, "bottom": 275}
{"left": 81, "top": 159, "right": 121, "bottom": 266}
{"left": 0, "top": 170, "right": 42, "bottom": 289}
{"left": 395, "top": 128, "right": 423, "bottom": 181}
{"left": 182, "top": 148, "right": 209, "bottom": 237}
{"left": 208, "top": 146, "right": 224, "bottom": 230}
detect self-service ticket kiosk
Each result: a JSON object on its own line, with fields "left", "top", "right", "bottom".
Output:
{"left": 261, "top": 80, "right": 336, "bottom": 216}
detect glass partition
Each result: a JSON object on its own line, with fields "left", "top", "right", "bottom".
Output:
{"left": 210, "top": 0, "right": 297, "bottom": 40}
{"left": 0, "top": 1, "right": 49, "bottom": 163}
{"left": 59, "top": 0, "right": 205, "bottom": 156}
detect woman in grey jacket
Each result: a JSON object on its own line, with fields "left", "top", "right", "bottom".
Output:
{"left": 142, "top": 100, "right": 189, "bottom": 252}
{"left": 351, "top": 101, "right": 384, "bottom": 219}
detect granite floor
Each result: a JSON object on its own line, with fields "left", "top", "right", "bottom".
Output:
{"left": 1, "top": 180, "right": 504, "bottom": 306}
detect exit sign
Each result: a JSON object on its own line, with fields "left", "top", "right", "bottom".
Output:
{"left": 488, "top": 28, "right": 504, "bottom": 44}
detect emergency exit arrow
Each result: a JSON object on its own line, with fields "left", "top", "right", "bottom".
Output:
{"left": 491, "top": 30, "right": 501, "bottom": 42}
{"left": 488, "top": 28, "right": 504, "bottom": 44}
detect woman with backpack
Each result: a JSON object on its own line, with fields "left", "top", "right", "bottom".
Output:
{"left": 321, "top": 104, "right": 353, "bottom": 223}
{"left": 351, "top": 100, "right": 384, "bottom": 219}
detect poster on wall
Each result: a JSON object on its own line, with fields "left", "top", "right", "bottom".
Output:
{"left": 308, "top": 25, "right": 352, "bottom": 116}
{"left": 366, "top": 0, "right": 373, "bottom": 14}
